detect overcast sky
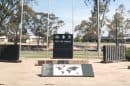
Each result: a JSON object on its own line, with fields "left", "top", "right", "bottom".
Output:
{"left": 30, "top": 0, "right": 130, "bottom": 35}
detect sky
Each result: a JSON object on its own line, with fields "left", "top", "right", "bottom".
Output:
{"left": 30, "top": 0, "right": 130, "bottom": 35}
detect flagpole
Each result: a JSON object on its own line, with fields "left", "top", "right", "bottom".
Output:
{"left": 71, "top": 0, "right": 75, "bottom": 59}
{"left": 97, "top": 0, "right": 101, "bottom": 58}
{"left": 47, "top": 0, "right": 50, "bottom": 57}
{"left": 72, "top": 0, "right": 74, "bottom": 34}
{"left": 19, "top": 0, "right": 24, "bottom": 59}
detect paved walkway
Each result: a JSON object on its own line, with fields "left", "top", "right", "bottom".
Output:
{"left": 0, "top": 58, "right": 130, "bottom": 86}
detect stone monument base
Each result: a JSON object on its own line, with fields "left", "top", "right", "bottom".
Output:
{"left": 0, "top": 59, "right": 22, "bottom": 63}
{"left": 40, "top": 64, "right": 94, "bottom": 77}
{"left": 35, "top": 59, "right": 88, "bottom": 66}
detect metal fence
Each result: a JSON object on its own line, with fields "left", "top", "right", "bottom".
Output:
{"left": 103, "top": 45, "right": 126, "bottom": 63}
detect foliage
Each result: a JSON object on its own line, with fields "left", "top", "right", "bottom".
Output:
{"left": 0, "top": 0, "right": 63, "bottom": 45}
{"left": 125, "top": 49, "right": 130, "bottom": 61}
{"left": 75, "top": 20, "right": 97, "bottom": 42}
{"left": 107, "top": 4, "right": 130, "bottom": 43}
{"left": 0, "top": 0, "right": 35, "bottom": 44}
{"left": 75, "top": 0, "right": 115, "bottom": 42}
{"left": 0, "top": 0, "right": 20, "bottom": 35}
{"left": 74, "top": 35, "right": 82, "bottom": 42}
{"left": 30, "top": 12, "right": 64, "bottom": 44}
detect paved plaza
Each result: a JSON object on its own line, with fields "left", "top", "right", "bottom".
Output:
{"left": 0, "top": 58, "right": 130, "bottom": 86}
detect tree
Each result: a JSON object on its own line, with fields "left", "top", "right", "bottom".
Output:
{"left": 108, "top": 13, "right": 124, "bottom": 37}
{"left": 75, "top": 20, "right": 97, "bottom": 42}
{"left": 107, "top": 4, "right": 130, "bottom": 44}
{"left": 31, "top": 12, "right": 64, "bottom": 46}
{"left": 75, "top": 0, "right": 115, "bottom": 50}
{"left": 74, "top": 35, "right": 82, "bottom": 42}
{"left": 124, "top": 10, "right": 130, "bottom": 36}
{"left": 0, "top": 0, "right": 36, "bottom": 44}
{"left": 0, "top": 0, "right": 20, "bottom": 35}
{"left": 64, "top": 32, "right": 70, "bottom": 34}
{"left": 84, "top": 0, "right": 115, "bottom": 27}
{"left": 75, "top": 0, "right": 114, "bottom": 42}
{"left": 10, "top": 3, "right": 36, "bottom": 44}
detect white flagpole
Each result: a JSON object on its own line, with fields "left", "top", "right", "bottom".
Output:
{"left": 72, "top": 0, "right": 74, "bottom": 34}
{"left": 97, "top": 0, "right": 101, "bottom": 58}
{"left": 19, "top": 0, "right": 24, "bottom": 59}
{"left": 72, "top": 0, "right": 74, "bottom": 51}
{"left": 47, "top": 0, "right": 50, "bottom": 57}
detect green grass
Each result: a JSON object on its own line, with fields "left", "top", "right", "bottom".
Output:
{"left": 21, "top": 51, "right": 52, "bottom": 58}
{"left": 21, "top": 50, "right": 103, "bottom": 59}
{"left": 125, "top": 49, "right": 130, "bottom": 61}
{"left": 126, "top": 49, "right": 130, "bottom": 56}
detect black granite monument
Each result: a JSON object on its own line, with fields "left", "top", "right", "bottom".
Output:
{"left": 40, "top": 34, "right": 94, "bottom": 77}
{"left": 0, "top": 45, "right": 19, "bottom": 61}
{"left": 53, "top": 34, "right": 73, "bottom": 59}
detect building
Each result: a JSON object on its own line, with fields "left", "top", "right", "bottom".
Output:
{"left": 0, "top": 36, "right": 8, "bottom": 43}
{"left": 26, "top": 35, "right": 43, "bottom": 45}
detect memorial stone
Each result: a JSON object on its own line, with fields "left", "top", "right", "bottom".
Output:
{"left": 53, "top": 34, "right": 73, "bottom": 59}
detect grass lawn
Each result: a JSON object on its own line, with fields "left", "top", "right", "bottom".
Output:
{"left": 126, "top": 49, "right": 130, "bottom": 56}
{"left": 21, "top": 50, "right": 103, "bottom": 59}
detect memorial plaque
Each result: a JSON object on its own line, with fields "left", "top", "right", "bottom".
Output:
{"left": 41, "top": 64, "right": 94, "bottom": 77}
{"left": 41, "top": 64, "right": 53, "bottom": 76}
{"left": 53, "top": 34, "right": 73, "bottom": 59}
{"left": 0, "top": 45, "right": 19, "bottom": 61}
{"left": 53, "top": 64, "right": 83, "bottom": 76}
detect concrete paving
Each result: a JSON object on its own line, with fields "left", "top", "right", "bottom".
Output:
{"left": 0, "top": 58, "right": 130, "bottom": 86}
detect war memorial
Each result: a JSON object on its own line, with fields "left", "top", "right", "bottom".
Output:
{"left": 0, "top": 0, "right": 130, "bottom": 86}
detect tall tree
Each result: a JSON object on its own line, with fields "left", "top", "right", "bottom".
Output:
{"left": 31, "top": 12, "right": 64, "bottom": 46}
{"left": 75, "top": 19, "right": 97, "bottom": 42}
{"left": 0, "top": 0, "right": 36, "bottom": 44}
{"left": 0, "top": 0, "right": 20, "bottom": 35}
{"left": 84, "top": 0, "right": 115, "bottom": 27}
{"left": 75, "top": 0, "right": 115, "bottom": 42}
{"left": 107, "top": 4, "right": 130, "bottom": 43}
